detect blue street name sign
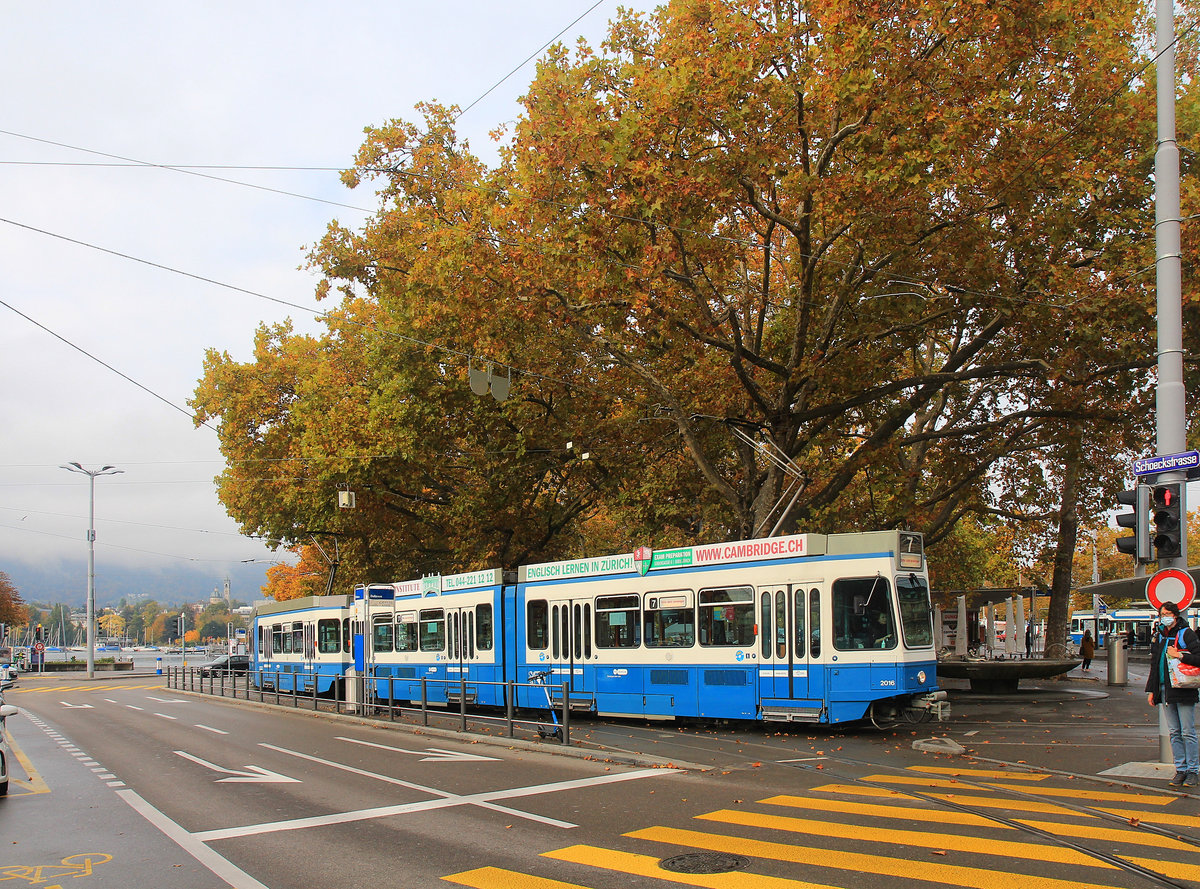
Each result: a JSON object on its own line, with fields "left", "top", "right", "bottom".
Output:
{"left": 1133, "top": 450, "right": 1200, "bottom": 477}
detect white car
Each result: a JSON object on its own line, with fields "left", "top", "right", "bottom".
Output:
{"left": 0, "top": 682, "right": 16, "bottom": 797}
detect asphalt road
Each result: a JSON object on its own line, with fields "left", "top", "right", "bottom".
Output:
{"left": 3, "top": 665, "right": 1199, "bottom": 889}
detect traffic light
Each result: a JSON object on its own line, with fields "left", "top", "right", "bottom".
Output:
{"left": 165, "top": 616, "right": 179, "bottom": 637}
{"left": 1152, "top": 482, "right": 1184, "bottom": 561}
{"left": 35, "top": 623, "right": 44, "bottom": 642}
{"left": 1116, "top": 485, "right": 1152, "bottom": 562}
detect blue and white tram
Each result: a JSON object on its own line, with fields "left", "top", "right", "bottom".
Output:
{"left": 512, "top": 530, "right": 942, "bottom": 725}
{"left": 356, "top": 569, "right": 507, "bottom": 709}
{"left": 1070, "top": 605, "right": 1199, "bottom": 649}
{"left": 250, "top": 530, "right": 945, "bottom": 725}
{"left": 252, "top": 595, "right": 351, "bottom": 695}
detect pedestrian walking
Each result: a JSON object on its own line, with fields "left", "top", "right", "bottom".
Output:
{"left": 1025, "top": 624, "right": 1033, "bottom": 658}
{"left": 1145, "top": 602, "right": 1200, "bottom": 788}
{"left": 1080, "top": 629, "right": 1094, "bottom": 671}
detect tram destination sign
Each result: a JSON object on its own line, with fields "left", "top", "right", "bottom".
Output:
{"left": 1132, "top": 450, "right": 1200, "bottom": 478}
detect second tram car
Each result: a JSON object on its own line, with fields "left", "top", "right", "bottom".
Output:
{"left": 250, "top": 530, "right": 946, "bottom": 726}
{"left": 1069, "top": 606, "right": 1200, "bottom": 649}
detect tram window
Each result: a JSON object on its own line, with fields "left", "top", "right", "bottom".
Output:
{"left": 775, "top": 590, "right": 787, "bottom": 658}
{"left": 809, "top": 591, "right": 821, "bottom": 658}
{"left": 698, "top": 586, "right": 754, "bottom": 647}
{"left": 573, "top": 604, "right": 583, "bottom": 660}
{"left": 395, "top": 613, "right": 418, "bottom": 652}
{"left": 896, "top": 574, "right": 934, "bottom": 648}
{"left": 272, "top": 623, "right": 285, "bottom": 654}
{"left": 561, "top": 606, "right": 569, "bottom": 658}
{"left": 317, "top": 619, "right": 341, "bottom": 654}
{"left": 794, "top": 591, "right": 806, "bottom": 654}
{"left": 372, "top": 615, "right": 393, "bottom": 653}
{"left": 595, "top": 595, "right": 640, "bottom": 648}
{"left": 527, "top": 600, "right": 549, "bottom": 650}
{"left": 583, "top": 603, "right": 592, "bottom": 658}
{"left": 477, "top": 603, "right": 493, "bottom": 651}
{"left": 644, "top": 591, "right": 694, "bottom": 648}
{"left": 342, "top": 617, "right": 351, "bottom": 653}
{"left": 552, "top": 605, "right": 560, "bottom": 659}
{"left": 291, "top": 622, "right": 304, "bottom": 653}
{"left": 760, "top": 593, "right": 771, "bottom": 658}
{"left": 832, "top": 578, "right": 896, "bottom": 650}
{"left": 419, "top": 609, "right": 446, "bottom": 652}
{"left": 468, "top": 611, "right": 475, "bottom": 659}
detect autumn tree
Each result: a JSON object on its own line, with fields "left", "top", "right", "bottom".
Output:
{"left": 198, "top": 0, "right": 1164, "bottom": 607}
{"left": 0, "top": 571, "right": 26, "bottom": 628}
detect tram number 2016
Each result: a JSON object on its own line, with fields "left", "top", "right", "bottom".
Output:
{"left": 878, "top": 680, "right": 896, "bottom": 687}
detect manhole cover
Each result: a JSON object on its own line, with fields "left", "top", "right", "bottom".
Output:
{"left": 658, "top": 852, "right": 751, "bottom": 874}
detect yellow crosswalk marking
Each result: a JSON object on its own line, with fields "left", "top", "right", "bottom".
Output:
{"left": 443, "top": 865, "right": 593, "bottom": 888}
{"left": 1125, "top": 856, "right": 1200, "bottom": 882}
{"left": 544, "top": 845, "right": 839, "bottom": 888}
{"left": 626, "top": 826, "right": 1128, "bottom": 889}
{"left": 812, "top": 783, "right": 1088, "bottom": 817}
{"left": 908, "top": 765, "right": 1048, "bottom": 780}
{"left": 863, "top": 775, "right": 1175, "bottom": 805}
{"left": 762, "top": 794, "right": 1012, "bottom": 828}
{"left": 1016, "top": 819, "right": 1195, "bottom": 851}
{"left": 696, "top": 809, "right": 1110, "bottom": 867}
{"left": 1096, "top": 807, "right": 1200, "bottom": 829}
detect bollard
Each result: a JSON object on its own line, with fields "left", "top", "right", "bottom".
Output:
{"left": 1107, "top": 636, "right": 1127, "bottom": 686}
{"left": 156, "top": 656, "right": 162, "bottom": 676}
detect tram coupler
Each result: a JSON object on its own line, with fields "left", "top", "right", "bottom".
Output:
{"left": 909, "top": 690, "right": 950, "bottom": 722}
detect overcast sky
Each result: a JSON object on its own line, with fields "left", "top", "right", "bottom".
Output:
{"left": 0, "top": 1, "right": 658, "bottom": 604}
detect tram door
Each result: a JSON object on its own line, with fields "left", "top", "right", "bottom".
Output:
{"left": 548, "top": 599, "right": 592, "bottom": 700}
{"left": 758, "top": 584, "right": 816, "bottom": 702}
{"left": 446, "top": 606, "right": 477, "bottom": 687}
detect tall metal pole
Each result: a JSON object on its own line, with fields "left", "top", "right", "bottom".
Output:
{"left": 60, "top": 463, "right": 123, "bottom": 681}
{"left": 86, "top": 472, "right": 96, "bottom": 679}
{"left": 1155, "top": 0, "right": 1185, "bottom": 764}
{"left": 1156, "top": 0, "right": 1187, "bottom": 567}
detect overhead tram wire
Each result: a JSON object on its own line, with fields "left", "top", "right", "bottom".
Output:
{"left": 453, "top": 0, "right": 606, "bottom": 120}
{"left": 1, "top": 11, "right": 1189, "bottom": 309}
{"left": 0, "top": 295, "right": 216, "bottom": 431}
{"left": 0, "top": 215, "right": 622, "bottom": 399}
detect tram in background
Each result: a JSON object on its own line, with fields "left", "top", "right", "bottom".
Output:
{"left": 250, "top": 530, "right": 947, "bottom": 726}
{"left": 1069, "top": 605, "right": 1200, "bottom": 649}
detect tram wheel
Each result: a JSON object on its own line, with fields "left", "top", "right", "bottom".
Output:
{"left": 868, "top": 701, "right": 900, "bottom": 730}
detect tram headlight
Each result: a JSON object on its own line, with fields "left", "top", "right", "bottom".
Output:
{"left": 917, "top": 670, "right": 927, "bottom": 684}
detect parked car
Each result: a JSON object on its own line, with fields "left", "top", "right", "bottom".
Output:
{"left": 1, "top": 682, "right": 17, "bottom": 797}
{"left": 198, "top": 654, "right": 250, "bottom": 677}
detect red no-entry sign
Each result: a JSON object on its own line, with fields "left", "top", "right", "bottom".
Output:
{"left": 1146, "top": 568, "right": 1196, "bottom": 611}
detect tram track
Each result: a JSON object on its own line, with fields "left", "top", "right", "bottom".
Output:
{"left": 782, "top": 751, "right": 1200, "bottom": 889}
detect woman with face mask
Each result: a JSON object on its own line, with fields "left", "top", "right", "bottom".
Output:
{"left": 1146, "top": 602, "right": 1200, "bottom": 787}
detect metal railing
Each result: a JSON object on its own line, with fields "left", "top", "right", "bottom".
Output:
{"left": 165, "top": 666, "right": 572, "bottom": 744}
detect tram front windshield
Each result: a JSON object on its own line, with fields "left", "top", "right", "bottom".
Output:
{"left": 896, "top": 573, "right": 934, "bottom": 648}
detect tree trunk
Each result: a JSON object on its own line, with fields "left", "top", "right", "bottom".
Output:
{"left": 1044, "top": 432, "right": 1082, "bottom": 659}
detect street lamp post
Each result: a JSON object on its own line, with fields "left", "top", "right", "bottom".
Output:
{"left": 60, "top": 462, "right": 123, "bottom": 679}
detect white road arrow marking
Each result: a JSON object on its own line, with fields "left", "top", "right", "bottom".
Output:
{"left": 337, "top": 736, "right": 500, "bottom": 762}
{"left": 60, "top": 702, "right": 93, "bottom": 709}
{"left": 174, "top": 750, "right": 300, "bottom": 783}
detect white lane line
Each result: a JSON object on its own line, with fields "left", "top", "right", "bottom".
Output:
{"left": 104, "top": 699, "right": 119, "bottom": 704}
{"left": 155, "top": 713, "right": 178, "bottom": 720}
{"left": 117, "top": 789, "right": 271, "bottom": 889}
{"left": 195, "top": 754, "right": 680, "bottom": 842}
{"left": 196, "top": 724, "right": 229, "bottom": 735}
{"left": 258, "top": 742, "right": 570, "bottom": 827}
{"left": 126, "top": 705, "right": 144, "bottom": 711}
